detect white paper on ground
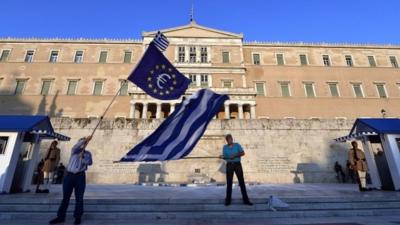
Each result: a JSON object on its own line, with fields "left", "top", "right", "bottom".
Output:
{"left": 267, "top": 195, "right": 289, "bottom": 211}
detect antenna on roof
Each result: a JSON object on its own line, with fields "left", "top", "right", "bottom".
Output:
{"left": 190, "top": 4, "right": 195, "bottom": 23}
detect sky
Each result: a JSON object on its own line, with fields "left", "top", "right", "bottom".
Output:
{"left": 1, "top": 0, "right": 399, "bottom": 44}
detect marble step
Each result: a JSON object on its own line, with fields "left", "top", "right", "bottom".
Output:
{"left": 2, "top": 196, "right": 400, "bottom": 204}
{"left": 1, "top": 200, "right": 400, "bottom": 212}
{"left": 1, "top": 208, "right": 400, "bottom": 220}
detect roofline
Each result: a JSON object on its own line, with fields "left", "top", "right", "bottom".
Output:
{"left": 0, "top": 37, "right": 143, "bottom": 44}
{"left": 349, "top": 118, "right": 400, "bottom": 135}
{"left": 142, "top": 22, "right": 243, "bottom": 39}
{"left": 244, "top": 41, "right": 400, "bottom": 49}
{"left": 27, "top": 115, "right": 52, "bottom": 132}
{"left": 1, "top": 37, "right": 399, "bottom": 49}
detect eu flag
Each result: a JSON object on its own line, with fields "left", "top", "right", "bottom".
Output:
{"left": 127, "top": 42, "right": 190, "bottom": 100}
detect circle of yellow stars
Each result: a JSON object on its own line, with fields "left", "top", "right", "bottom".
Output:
{"left": 147, "top": 64, "right": 178, "bottom": 96}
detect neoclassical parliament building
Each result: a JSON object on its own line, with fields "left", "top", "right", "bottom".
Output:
{"left": 0, "top": 21, "right": 399, "bottom": 120}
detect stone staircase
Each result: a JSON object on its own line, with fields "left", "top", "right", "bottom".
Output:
{"left": 1, "top": 195, "right": 400, "bottom": 220}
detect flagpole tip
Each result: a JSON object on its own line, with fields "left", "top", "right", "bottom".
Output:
{"left": 189, "top": 4, "right": 196, "bottom": 24}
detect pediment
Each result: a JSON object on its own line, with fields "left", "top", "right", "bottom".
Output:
{"left": 142, "top": 22, "right": 243, "bottom": 39}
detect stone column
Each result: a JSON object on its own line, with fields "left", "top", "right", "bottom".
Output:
{"left": 196, "top": 74, "right": 201, "bottom": 87}
{"left": 250, "top": 104, "right": 256, "bottom": 119}
{"left": 156, "top": 103, "right": 162, "bottom": 119}
{"left": 185, "top": 46, "right": 189, "bottom": 63}
{"left": 129, "top": 103, "right": 135, "bottom": 119}
{"left": 142, "top": 103, "right": 148, "bottom": 119}
{"left": 196, "top": 46, "right": 201, "bottom": 63}
{"left": 238, "top": 103, "right": 244, "bottom": 119}
{"left": 170, "top": 104, "right": 175, "bottom": 113}
{"left": 224, "top": 104, "right": 230, "bottom": 119}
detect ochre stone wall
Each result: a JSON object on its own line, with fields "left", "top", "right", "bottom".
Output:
{"left": 41, "top": 118, "right": 354, "bottom": 184}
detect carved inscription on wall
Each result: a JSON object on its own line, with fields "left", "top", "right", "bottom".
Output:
{"left": 256, "top": 157, "right": 291, "bottom": 173}
{"left": 97, "top": 160, "right": 139, "bottom": 174}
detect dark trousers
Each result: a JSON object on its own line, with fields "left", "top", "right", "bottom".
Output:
{"left": 57, "top": 172, "right": 86, "bottom": 219}
{"left": 225, "top": 162, "right": 250, "bottom": 202}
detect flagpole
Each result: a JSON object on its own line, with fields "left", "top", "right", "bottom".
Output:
{"left": 90, "top": 39, "right": 162, "bottom": 138}
{"left": 90, "top": 80, "right": 127, "bottom": 137}
{"left": 113, "top": 156, "right": 220, "bottom": 163}
{"left": 183, "top": 156, "right": 220, "bottom": 159}
{"left": 90, "top": 40, "right": 155, "bottom": 137}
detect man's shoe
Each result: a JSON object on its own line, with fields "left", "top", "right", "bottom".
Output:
{"left": 43, "top": 189, "right": 50, "bottom": 193}
{"left": 243, "top": 201, "right": 253, "bottom": 206}
{"left": 224, "top": 200, "right": 231, "bottom": 206}
{"left": 49, "top": 217, "right": 64, "bottom": 224}
{"left": 74, "top": 217, "right": 81, "bottom": 225}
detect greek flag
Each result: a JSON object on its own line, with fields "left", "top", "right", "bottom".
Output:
{"left": 153, "top": 31, "right": 169, "bottom": 52}
{"left": 120, "top": 89, "right": 229, "bottom": 162}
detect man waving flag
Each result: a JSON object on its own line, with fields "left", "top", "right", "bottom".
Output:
{"left": 120, "top": 89, "right": 229, "bottom": 162}
{"left": 128, "top": 31, "right": 190, "bottom": 100}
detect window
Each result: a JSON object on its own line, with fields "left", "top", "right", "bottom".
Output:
{"left": 328, "top": 83, "right": 339, "bottom": 97}
{"left": 189, "top": 74, "right": 197, "bottom": 87}
{"left": 49, "top": 50, "right": 59, "bottom": 63}
{"left": 200, "top": 74, "right": 208, "bottom": 87}
{"left": 280, "top": 82, "right": 291, "bottom": 97}
{"left": 221, "top": 51, "right": 230, "bottom": 64}
{"left": 67, "top": 80, "right": 78, "bottom": 95}
{"left": 352, "top": 84, "right": 364, "bottom": 98}
{"left": 74, "top": 51, "right": 84, "bottom": 63}
{"left": 255, "top": 82, "right": 265, "bottom": 96}
{"left": 376, "top": 84, "right": 387, "bottom": 98}
{"left": 253, "top": 53, "right": 261, "bottom": 65}
{"left": 189, "top": 46, "right": 196, "bottom": 63}
{"left": 276, "top": 53, "right": 284, "bottom": 65}
{"left": 304, "top": 83, "right": 315, "bottom": 97}
{"left": 123, "top": 51, "right": 132, "bottom": 63}
{"left": 299, "top": 54, "right": 308, "bottom": 66}
{"left": 345, "top": 55, "right": 353, "bottom": 67}
{"left": 40, "top": 80, "right": 52, "bottom": 95}
{"left": 200, "top": 47, "right": 208, "bottom": 63}
{"left": 390, "top": 56, "right": 398, "bottom": 68}
{"left": 368, "top": 56, "right": 376, "bottom": 67}
{"left": 178, "top": 46, "right": 185, "bottom": 63}
{"left": 322, "top": 55, "right": 331, "bottom": 66}
{"left": 14, "top": 80, "right": 26, "bottom": 95}
{"left": 0, "top": 50, "right": 10, "bottom": 62}
{"left": 24, "top": 50, "right": 34, "bottom": 63}
{"left": 93, "top": 80, "right": 104, "bottom": 95}
{"left": 0, "top": 137, "right": 8, "bottom": 155}
{"left": 119, "top": 81, "right": 128, "bottom": 96}
{"left": 99, "top": 51, "right": 108, "bottom": 63}
{"left": 222, "top": 80, "right": 233, "bottom": 88}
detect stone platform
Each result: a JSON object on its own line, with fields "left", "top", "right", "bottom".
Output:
{"left": 1, "top": 183, "right": 400, "bottom": 225}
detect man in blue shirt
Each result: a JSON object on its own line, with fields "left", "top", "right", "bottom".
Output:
{"left": 50, "top": 136, "right": 93, "bottom": 225}
{"left": 220, "top": 134, "right": 252, "bottom": 206}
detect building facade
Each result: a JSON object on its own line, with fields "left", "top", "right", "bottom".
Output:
{"left": 1, "top": 21, "right": 399, "bottom": 120}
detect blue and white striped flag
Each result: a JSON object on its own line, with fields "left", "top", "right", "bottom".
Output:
{"left": 153, "top": 31, "right": 169, "bottom": 52}
{"left": 120, "top": 89, "right": 229, "bottom": 162}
